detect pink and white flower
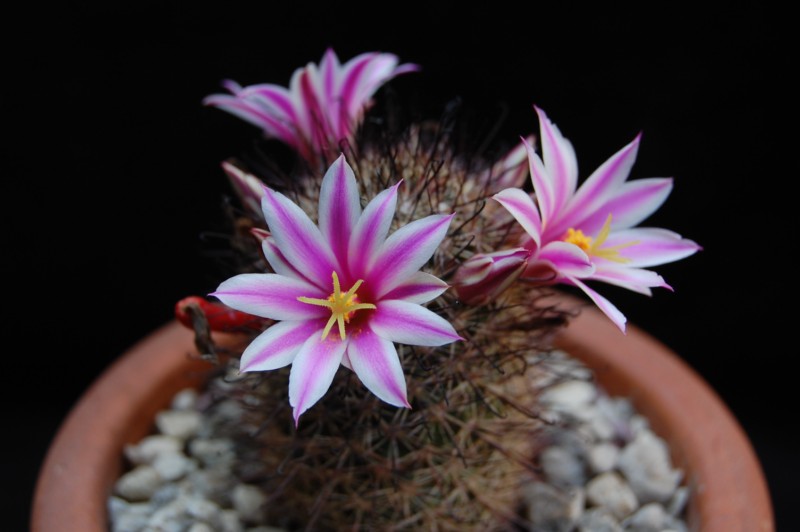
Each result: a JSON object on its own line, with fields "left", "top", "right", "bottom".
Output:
{"left": 212, "top": 155, "right": 460, "bottom": 424}
{"left": 204, "top": 49, "right": 418, "bottom": 165}
{"left": 493, "top": 107, "right": 700, "bottom": 332}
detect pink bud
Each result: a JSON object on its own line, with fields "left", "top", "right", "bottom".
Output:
{"left": 454, "top": 248, "right": 530, "bottom": 305}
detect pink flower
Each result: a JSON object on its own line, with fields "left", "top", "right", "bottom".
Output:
{"left": 204, "top": 49, "right": 417, "bottom": 166}
{"left": 212, "top": 155, "right": 460, "bottom": 424}
{"left": 494, "top": 107, "right": 700, "bottom": 332}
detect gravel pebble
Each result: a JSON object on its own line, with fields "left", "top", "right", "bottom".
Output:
{"left": 153, "top": 451, "right": 196, "bottom": 481}
{"left": 523, "top": 481, "right": 581, "bottom": 531}
{"left": 172, "top": 388, "right": 199, "bottom": 410}
{"left": 622, "top": 502, "right": 668, "bottom": 531}
{"left": 156, "top": 410, "right": 202, "bottom": 440}
{"left": 540, "top": 445, "right": 586, "bottom": 488}
{"left": 578, "top": 508, "right": 622, "bottom": 532}
{"left": 233, "top": 483, "right": 268, "bottom": 524}
{"left": 115, "top": 465, "right": 163, "bottom": 501}
{"left": 124, "top": 434, "right": 182, "bottom": 465}
{"left": 587, "top": 443, "right": 619, "bottom": 474}
{"left": 618, "top": 430, "right": 682, "bottom": 503}
{"left": 586, "top": 472, "right": 638, "bottom": 519}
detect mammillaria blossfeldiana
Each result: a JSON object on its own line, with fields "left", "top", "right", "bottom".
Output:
{"left": 490, "top": 106, "right": 701, "bottom": 332}
{"left": 212, "top": 155, "right": 460, "bottom": 424}
{"left": 204, "top": 49, "right": 417, "bottom": 166}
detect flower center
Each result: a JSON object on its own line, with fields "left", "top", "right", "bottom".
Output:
{"left": 298, "top": 272, "right": 376, "bottom": 341}
{"left": 563, "top": 214, "right": 638, "bottom": 263}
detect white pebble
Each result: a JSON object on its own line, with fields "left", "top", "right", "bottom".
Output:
{"left": 233, "top": 483, "right": 268, "bottom": 524}
{"left": 189, "top": 523, "right": 215, "bottom": 532}
{"left": 108, "top": 498, "right": 150, "bottom": 532}
{"left": 190, "top": 438, "right": 236, "bottom": 466}
{"left": 578, "top": 508, "right": 622, "bottom": 532}
{"left": 124, "top": 435, "right": 182, "bottom": 465}
{"left": 618, "top": 430, "right": 682, "bottom": 503}
{"left": 668, "top": 486, "right": 690, "bottom": 516}
{"left": 156, "top": 410, "right": 202, "bottom": 440}
{"left": 622, "top": 502, "right": 668, "bottom": 531}
{"left": 115, "top": 465, "right": 163, "bottom": 501}
{"left": 153, "top": 451, "right": 196, "bottom": 481}
{"left": 220, "top": 509, "right": 245, "bottom": 532}
{"left": 585, "top": 472, "right": 639, "bottom": 519}
{"left": 587, "top": 443, "right": 619, "bottom": 474}
{"left": 540, "top": 445, "right": 586, "bottom": 487}
{"left": 541, "top": 380, "right": 596, "bottom": 414}
{"left": 171, "top": 388, "right": 199, "bottom": 410}
{"left": 523, "top": 481, "right": 582, "bottom": 530}
{"left": 186, "top": 496, "right": 224, "bottom": 525}
{"left": 147, "top": 498, "right": 188, "bottom": 532}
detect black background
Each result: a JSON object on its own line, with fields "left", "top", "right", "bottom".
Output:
{"left": 6, "top": 5, "right": 796, "bottom": 530}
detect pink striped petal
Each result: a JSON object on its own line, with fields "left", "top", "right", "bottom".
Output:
{"left": 603, "top": 228, "right": 701, "bottom": 268}
{"left": 318, "top": 155, "right": 362, "bottom": 266}
{"left": 348, "top": 182, "right": 400, "bottom": 278}
{"left": 535, "top": 106, "right": 578, "bottom": 214}
{"left": 203, "top": 95, "right": 298, "bottom": 147}
{"left": 221, "top": 162, "right": 265, "bottom": 214}
{"left": 369, "top": 214, "right": 454, "bottom": 298}
{"left": 567, "top": 277, "right": 628, "bottom": 333}
{"left": 261, "top": 187, "right": 339, "bottom": 290}
{"left": 370, "top": 300, "right": 461, "bottom": 346}
{"left": 489, "top": 135, "right": 534, "bottom": 189}
{"left": 381, "top": 271, "right": 449, "bottom": 304}
{"left": 537, "top": 241, "right": 595, "bottom": 278}
{"left": 289, "top": 335, "right": 349, "bottom": 425}
{"left": 240, "top": 319, "right": 323, "bottom": 372}
{"left": 238, "top": 84, "right": 296, "bottom": 121}
{"left": 261, "top": 238, "right": 314, "bottom": 284}
{"left": 560, "top": 134, "right": 641, "bottom": 232}
{"left": 347, "top": 328, "right": 409, "bottom": 408}
{"left": 523, "top": 137, "right": 555, "bottom": 228}
{"left": 494, "top": 187, "right": 542, "bottom": 248}
{"left": 590, "top": 264, "right": 671, "bottom": 294}
{"left": 577, "top": 178, "right": 674, "bottom": 235}
{"left": 212, "top": 273, "right": 327, "bottom": 321}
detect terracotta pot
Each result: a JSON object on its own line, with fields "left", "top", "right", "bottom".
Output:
{"left": 32, "top": 307, "right": 774, "bottom": 531}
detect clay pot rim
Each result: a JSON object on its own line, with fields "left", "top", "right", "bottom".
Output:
{"left": 32, "top": 305, "right": 773, "bottom": 531}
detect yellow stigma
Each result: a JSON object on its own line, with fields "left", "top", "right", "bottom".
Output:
{"left": 297, "top": 272, "right": 376, "bottom": 341}
{"left": 564, "top": 214, "right": 638, "bottom": 263}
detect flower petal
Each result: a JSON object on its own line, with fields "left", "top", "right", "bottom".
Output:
{"left": 493, "top": 187, "right": 542, "bottom": 248}
{"left": 523, "top": 137, "right": 555, "bottom": 229}
{"left": 558, "top": 134, "right": 642, "bottom": 235}
{"left": 347, "top": 328, "right": 409, "bottom": 408}
{"left": 487, "top": 135, "right": 534, "bottom": 189}
{"left": 603, "top": 228, "right": 701, "bottom": 268}
{"left": 567, "top": 276, "right": 628, "bottom": 333}
{"left": 212, "top": 273, "right": 328, "bottom": 321}
{"left": 454, "top": 248, "right": 529, "bottom": 305}
{"left": 240, "top": 320, "right": 323, "bottom": 372}
{"left": 535, "top": 106, "right": 578, "bottom": 214}
{"left": 369, "top": 214, "right": 454, "bottom": 298}
{"left": 537, "top": 241, "right": 595, "bottom": 278}
{"left": 348, "top": 182, "right": 400, "bottom": 279}
{"left": 318, "top": 155, "right": 362, "bottom": 266}
{"left": 578, "top": 178, "right": 674, "bottom": 235}
{"left": 382, "top": 271, "right": 449, "bottom": 304}
{"left": 590, "top": 264, "right": 671, "bottom": 294}
{"left": 261, "top": 187, "right": 339, "bottom": 290}
{"left": 261, "top": 237, "right": 313, "bottom": 284}
{"left": 370, "top": 300, "right": 461, "bottom": 346}
{"left": 289, "top": 335, "right": 349, "bottom": 425}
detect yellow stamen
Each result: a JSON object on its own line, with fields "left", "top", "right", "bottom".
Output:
{"left": 297, "top": 272, "right": 376, "bottom": 341}
{"left": 564, "top": 214, "right": 638, "bottom": 263}
{"left": 564, "top": 228, "right": 593, "bottom": 252}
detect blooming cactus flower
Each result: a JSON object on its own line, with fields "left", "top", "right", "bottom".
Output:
{"left": 212, "top": 155, "right": 460, "bottom": 424}
{"left": 493, "top": 107, "right": 700, "bottom": 332}
{"left": 204, "top": 49, "right": 417, "bottom": 165}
